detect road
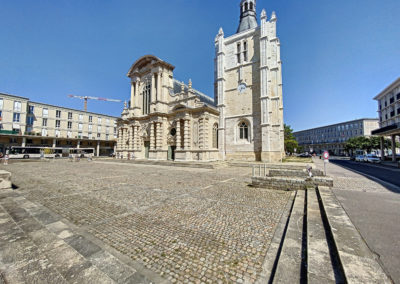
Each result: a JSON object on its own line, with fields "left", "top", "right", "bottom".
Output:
{"left": 330, "top": 159, "right": 400, "bottom": 189}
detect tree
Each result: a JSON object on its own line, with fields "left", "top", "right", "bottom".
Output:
{"left": 284, "top": 124, "right": 298, "bottom": 154}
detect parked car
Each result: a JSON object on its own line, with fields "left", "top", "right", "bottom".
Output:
{"left": 355, "top": 155, "right": 365, "bottom": 162}
{"left": 364, "top": 154, "right": 381, "bottom": 163}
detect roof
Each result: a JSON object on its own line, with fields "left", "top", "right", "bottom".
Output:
{"left": 0, "top": 92, "right": 30, "bottom": 101}
{"left": 373, "top": 77, "right": 400, "bottom": 100}
{"left": 237, "top": 15, "right": 258, "bottom": 33}
{"left": 172, "top": 79, "right": 215, "bottom": 107}
{"left": 127, "top": 55, "right": 175, "bottom": 77}
{"left": 293, "top": 118, "right": 379, "bottom": 134}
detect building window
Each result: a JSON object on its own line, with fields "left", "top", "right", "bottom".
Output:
{"left": 0, "top": 99, "right": 3, "bottom": 110}
{"left": 237, "top": 43, "right": 241, "bottom": 64}
{"left": 106, "top": 127, "right": 109, "bottom": 134}
{"left": 243, "top": 41, "right": 248, "bottom": 62}
{"left": 27, "top": 116, "right": 34, "bottom": 125}
{"left": 250, "top": 2, "right": 253, "bottom": 10}
{"left": 244, "top": 2, "right": 248, "bottom": 11}
{"left": 68, "top": 121, "right": 72, "bottom": 129}
{"left": 42, "top": 118, "right": 47, "bottom": 127}
{"left": 213, "top": 123, "right": 219, "bottom": 149}
{"left": 29, "top": 106, "right": 34, "bottom": 114}
{"left": 55, "top": 120, "right": 61, "bottom": 128}
{"left": 106, "top": 134, "right": 109, "bottom": 140}
{"left": 98, "top": 117, "right": 102, "bottom": 124}
{"left": 78, "top": 132, "right": 82, "bottom": 138}
{"left": 89, "top": 133, "right": 93, "bottom": 139}
{"left": 56, "top": 110, "right": 61, "bottom": 118}
{"left": 239, "top": 121, "right": 249, "bottom": 140}
{"left": 89, "top": 116, "right": 93, "bottom": 123}
{"left": 97, "top": 125, "right": 102, "bottom": 132}
{"left": 67, "top": 131, "right": 72, "bottom": 138}
{"left": 79, "top": 114, "right": 83, "bottom": 121}
{"left": 78, "top": 123, "right": 83, "bottom": 131}
{"left": 13, "top": 113, "right": 20, "bottom": 122}
{"left": 14, "top": 101, "right": 22, "bottom": 112}
{"left": 55, "top": 130, "right": 60, "bottom": 137}
{"left": 43, "top": 108, "right": 48, "bottom": 118}
{"left": 97, "top": 133, "right": 101, "bottom": 138}
{"left": 68, "top": 112, "right": 73, "bottom": 120}
{"left": 42, "top": 128, "right": 47, "bottom": 136}
{"left": 106, "top": 118, "right": 110, "bottom": 125}
{"left": 142, "top": 80, "right": 151, "bottom": 115}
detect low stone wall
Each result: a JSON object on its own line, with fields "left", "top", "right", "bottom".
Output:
{"left": 0, "top": 170, "right": 12, "bottom": 190}
{"left": 268, "top": 169, "right": 324, "bottom": 178}
{"left": 251, "top": 176, "right": 333, "bottom": 191}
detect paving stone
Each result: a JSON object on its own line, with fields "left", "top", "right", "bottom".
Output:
{"left": 66, "top": 235, "right": 102, "bottom": 258}
{"left": 0, "top": 160, "right": 291, "bottom": 283}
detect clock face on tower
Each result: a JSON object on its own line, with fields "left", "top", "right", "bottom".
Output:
{"left": 238, "top": 83, "right": 247, "bottom": 94}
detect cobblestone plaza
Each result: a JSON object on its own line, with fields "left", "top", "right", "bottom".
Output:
{"left": 0, "top": 160, "right": 291, "bottom": 283}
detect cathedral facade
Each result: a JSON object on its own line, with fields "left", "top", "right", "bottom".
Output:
{"left": 117, "top": 0, "right": 284, "bottom": 162}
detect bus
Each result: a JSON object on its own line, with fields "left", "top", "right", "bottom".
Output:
{"left": 69, "top": 148, "right": 95, "bottom": 158}
{"left": 8, "top": 147, "right": 95, "bottom": 159}
{"left": 8, "top": 146, "right": 65, "bottom": 159}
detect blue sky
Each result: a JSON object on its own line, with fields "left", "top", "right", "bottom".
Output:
{"left": 1, "top": 0, "right": 399, "bottom": 131}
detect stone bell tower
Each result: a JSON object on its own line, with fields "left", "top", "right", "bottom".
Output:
{"left": 215, "top": 1, "right": 285, "bottom": 162}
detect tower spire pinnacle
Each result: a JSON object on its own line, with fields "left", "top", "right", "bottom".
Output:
{"left": 237, "top": 0, "right": 257, "bottom": 33}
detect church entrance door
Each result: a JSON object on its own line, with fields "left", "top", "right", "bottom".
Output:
{"left": 144, "top": 141, "right": 150, "bottom": 159}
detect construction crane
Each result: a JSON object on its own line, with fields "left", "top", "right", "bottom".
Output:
{"left": 68, "top": 95, "right": 122, "bottom": 112}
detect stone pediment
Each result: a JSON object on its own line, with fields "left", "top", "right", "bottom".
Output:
{"left": 127, "top": 55, "right": 175, "bottom": 77}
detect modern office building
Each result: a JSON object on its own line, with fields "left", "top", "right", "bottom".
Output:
{"left": 293, "top": 118, "right": 379, "bottom": 155}
{"left": 0, "top": 93, "right": 118, "bottom": 156}
{"left": 372, "top": 77, "right": 400, "bottom": 161}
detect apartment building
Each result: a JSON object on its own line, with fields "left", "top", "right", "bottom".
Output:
{"left": 294, "top": 118, "right": 379, "bottom": 155}
{"left": 372, "top": 77, "right": 400, "bottom": 161}
{"left": 0, "top": 93, "right": 118, "bottom": 156}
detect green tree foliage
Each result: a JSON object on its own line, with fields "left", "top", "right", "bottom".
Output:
{"left": 344, "top": 136, "right": 394, "bottom": 153}
{"left": 284, "top": 124, "right": 298, "bottom": 154}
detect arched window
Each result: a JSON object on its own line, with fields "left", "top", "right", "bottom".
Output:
{"left": 244, "top": 2, "right": 248, "bottom": 11}
{"left": 250, "top": 2, "right": 253, "bottom": 10}
{"left": 213, "top": 123, "right": 218, "bottom": 149}
{"left": 239, "top": 121, "right": 249, "bottom": 140}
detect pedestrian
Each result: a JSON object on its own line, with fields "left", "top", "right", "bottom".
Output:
{"left": 4, "top": 154, "right": 9, "bottom": 165}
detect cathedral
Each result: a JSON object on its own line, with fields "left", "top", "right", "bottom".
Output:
{"left": 116, "top": 0, "right": 284, "bottom": 162}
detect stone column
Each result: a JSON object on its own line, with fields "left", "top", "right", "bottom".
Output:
{"left": 118, "top": 128, "right": 122, "bottom": 150}
{"left": 22, "top": 137, "right": 26, "bottom": 147}
{"left": 156, "top": 122, "right": 162, "bottom": 150}
{"left": 184, "top": 119, "right": 191, "bottom": 149}
{"left": 151, "top": 74, "right": 156, "bottom": 103}
{"left": 96, "top": 141, "right": 100, "bottom": 157}
{"left": 128, "top": 127, "right": 133, "bottom": 150}
{"left": 203, "top": 117, "right": 209, "bottom": 150}
{"left": 136, "top": 126, "right": 141, "bottom": 151}
{"left": 130, "top": 82, "right": 134, "bottom": 108}
{"left": 380, "top": 136, "right": 385, "bottom": 161}
{"left": 392, "top": 135, "right": 396, "bottom": 162}
{"left": 176, "top": 120, "right": 181, "bottom": 149}
{"left": 198, "top": 118, "right": 204, "bottom": 149}
{"left": 150, "top": 122, "right": 155, "bottom": 150}
{"left": 134, "top": 81, "right": 140, "bottom": 109}
{"left": 131, "top": 125, "right": 136, "bottom": 151}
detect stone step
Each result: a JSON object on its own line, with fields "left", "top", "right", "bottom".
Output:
{"left": 273, "top": 190, "right": 306, "bottom": 283}
{"left": 318, "top": 186, "right": 391, "bottom": 284}
{"left": 100, "top": 159, "right": 225, "bottom": 169}
{"left": 307, "top": 188, "right": 336, "bottom": 283}
{"left": 0, "top": 189, "right": 142, "bottom": 284}
{"left": 252, "top": 176, "right": 334, "bottom": 191}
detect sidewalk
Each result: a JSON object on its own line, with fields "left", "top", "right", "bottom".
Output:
{"left": 314, "top": 157, "right": 400, "bottom": 283}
